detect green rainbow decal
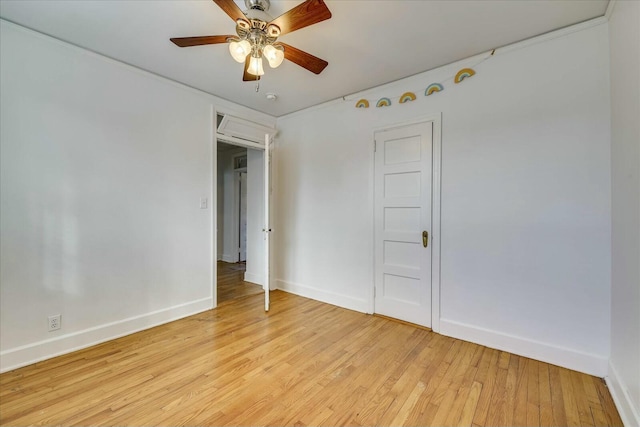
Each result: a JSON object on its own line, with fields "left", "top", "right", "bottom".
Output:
{"left": 454, "top": 68, "right": 476, "bottom": 84}
{"left": 399, "top": 92, "right": 416, "bottom": 103}
{"left": 376, "top": 97, "right": 392, "bottom": 107}
{"left": 355, "top": 99, "right": 370, "bottom": 108}
{"left": 425, "top": 83, "right": 444, "bottom": 96}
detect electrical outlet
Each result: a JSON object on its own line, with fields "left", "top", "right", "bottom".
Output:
{"left": 48, "top": 314, "right": 61, "bottom": 331}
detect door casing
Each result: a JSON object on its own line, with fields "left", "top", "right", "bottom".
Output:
{"left": 212, "top": 109, "right": 275, "bottom": 310}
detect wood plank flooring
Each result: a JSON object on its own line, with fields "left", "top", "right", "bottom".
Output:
{"left": 0, "top": 291, "right": 623, "bottom": 426}
{"left": 217, "top": 261, "right": 263, "bottom": 304}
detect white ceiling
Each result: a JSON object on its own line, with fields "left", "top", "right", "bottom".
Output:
{"left": 0, "top": 0, "right": 608, "bottom": 117}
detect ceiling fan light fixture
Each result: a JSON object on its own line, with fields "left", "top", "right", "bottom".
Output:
{"left": 247, "top": 55, "right": 265, "bottom": 76}
{"left": 229, "top": 39, "right": 251, "bottom": 63}
{"left": 170, "top": 0, "right": 331, "bottom": 81}
{"left": 263, "top": 44, "right": 285, "bottom": 68}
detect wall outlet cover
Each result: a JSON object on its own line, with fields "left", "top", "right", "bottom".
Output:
{"left": 48, "top": 314, "right": 61, "bottom": 331}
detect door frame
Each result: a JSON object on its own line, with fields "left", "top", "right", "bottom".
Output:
{"left": 236, "top": 169, "right": 248, "bottom": 262}
{"left": 370, "top": 113, "right": 442, "bottom": 332}
{"left": 212, "top": 109, "right": 275, "bottom": 310}
{"left": 230, "top": 153, "right": 247, "bottom": 263}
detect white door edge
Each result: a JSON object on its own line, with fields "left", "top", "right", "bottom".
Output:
{"left": 264, "top": 133, "right": 272, "bottom": 312}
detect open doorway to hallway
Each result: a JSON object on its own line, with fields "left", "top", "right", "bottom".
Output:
{"left": 216, "top": 141, "right": 264, "bottom": 304}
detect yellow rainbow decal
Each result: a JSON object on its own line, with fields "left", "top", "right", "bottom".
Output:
{"left": 454, "top": 68, "right": 475, "bottom": 84}
{"left": 425, "top": 83, "right": 444, "bottom": 96}
{"left": 399, "top": 92, "right": 416, "bottom": 103}
{"left": 355, "top": 99, "right": 370, "bottom": 108}
{"left": 376, "top": 97, "right": 392, "bottom": 108}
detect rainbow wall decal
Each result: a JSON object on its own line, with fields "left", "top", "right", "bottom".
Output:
{"left": 454, "top": 68, "right": 476, "bottom": 84}
{"left": 399, "top": 92, "right": 417, "bottom": 103}
{"left": 355, "top": 99, "right": 370, "bottom": 108}
{"left": 425, "top": 83, "right": 444, "bottom": 96}
{"left": 376, "top": 97, "right": 392, "bottom": 107}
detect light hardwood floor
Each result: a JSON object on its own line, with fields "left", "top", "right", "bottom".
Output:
{"left": 217, "top": 261, "right": 263, "bottom": 305}
{"left": 0, "top": 291, "right": 622, "bottom": 426}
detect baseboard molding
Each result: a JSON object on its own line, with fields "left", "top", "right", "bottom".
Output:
{"left": 0, "top": 297, "right": 213, "bottom": 373}
{"left": 275, "top": 279, "right": 369, "bottom": 313}
{"left": 439, "top": 318, "right": 608, "bottom": 377}
{"left": 244, "top": 271, "right": 263, "bottom": 286}
{"left": 220, "top": 254, "right": 236, "bottom": 263}
{"left": 606, "top": 361, "right": 640, "bottom": 427}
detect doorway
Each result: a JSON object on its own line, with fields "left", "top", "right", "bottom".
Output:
{"left": 214, "top": 112, "right": 275, "bottom": 311}
{"left": 238, "top": 171, "right": 247, "bottom": 263}
{"left": 373, "top": 117, "right": 442, "bottom": 329}
{"left": 216, "top": 143, "right": 262, "bottom": 305}
{"left": 214, "top": 141, "right": 266, "bottom": 303}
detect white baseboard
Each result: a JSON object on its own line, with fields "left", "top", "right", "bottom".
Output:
{"left": 221, "top": 254, "right": 236, "bottom": 263}
{"left": 439, "top": 318, "right": 608, "bottom": 377}
{"left": 0, "top": 297, "right": 213, "bottom": 373}
{"left": 606, "top": 361, "right": 640, "bottom": 427}
{"left": 244, "top": 271, "right": 263, "bottom": 286}
{"left": 275, "top": 279, "right": 369, "bottom": 313}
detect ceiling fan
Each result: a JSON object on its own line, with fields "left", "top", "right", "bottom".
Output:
{"left": 170, "top": 0, "right": 331, "bottom": 82}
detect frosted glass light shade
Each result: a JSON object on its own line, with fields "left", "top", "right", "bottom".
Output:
{"left": 263, "top": 44, "right": 284, "bottom": 68}
{"left": 247, "top": 56, "right": 265, "bottom": 76}
{"left": 229, "top": 40, "right": 251, "bottom": 63}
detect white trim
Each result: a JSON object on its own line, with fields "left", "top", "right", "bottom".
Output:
{"left": 605, "top": 0, "right": 617, "bottom": 20}
{"left": 370, "top": 113, "right": 442, "bottom": 332}
{"left": 276, "top": 279, "right": 369, "bottom": 314}
{"left": 0, "top": 297, "right": 213, "bottom": 373}
{"left": 211, "top": 107, "right": 217, "bottom": 309}
{"left": 263, "top": 133, "right": 272, "bottom": 310}
{"left": 217, "top": 133, "right": 266, "bottom": 150}
{"left": 439, "top": 318, "right": 608, "bottom": 377}
{"left": 430, "top": 113, "right": 442, "bottom": 333}
{"left": 495, "top": 16, "right": 608, "bottom": 56}
{"left": 606, "top": 362, "right": 640, "bottom": 427}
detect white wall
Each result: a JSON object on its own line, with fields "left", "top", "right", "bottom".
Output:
{"left": 0, "top": 21, "right": 275, "bottom": 372}
{"left": 608, "top": 1, "right": 640, "bottom": 425}
{"left": 274, "top": 22, "right": 612, "bottom": 376}
{"left": 245, "top": 149, "right": 265, "bottom": 286}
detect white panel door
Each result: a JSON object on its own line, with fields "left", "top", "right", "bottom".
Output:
{"left": 374, "top": 121, "right": 433, "bottom": 327}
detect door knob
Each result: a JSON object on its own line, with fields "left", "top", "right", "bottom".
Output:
{"left": 422, "top": 231, "right": 429, "bottom": 248}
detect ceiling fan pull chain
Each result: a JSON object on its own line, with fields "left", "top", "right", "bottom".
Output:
{"left": 255, "top": 79, "right": 260, "bottom": 92}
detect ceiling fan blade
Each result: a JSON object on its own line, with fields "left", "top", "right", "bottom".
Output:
{"left": 212, "top": 0, "right": 247, "bottom": 22}
{"left": 243, "top": 56, "right": 261, "bottom": 82}
{"left": 170, "top": 35, "right": 234, "bottom": 47}
{"left": 280, "top": 43, "right": 328, "bottom": 74}
{"left": 269, "top": 0, "right": 331, "bottom": 36}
